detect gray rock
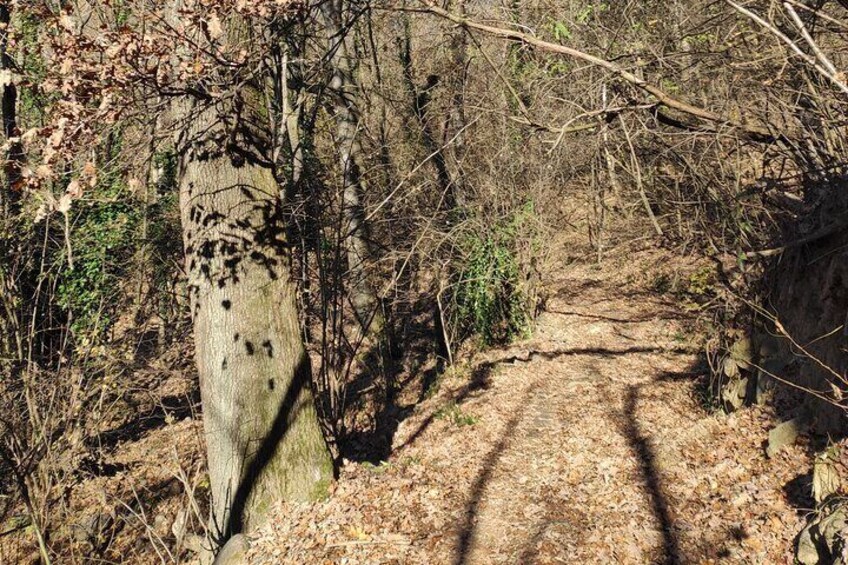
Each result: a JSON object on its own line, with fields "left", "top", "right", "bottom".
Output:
{"left": 796, "top": 501, "right": 848, "bottom": 564}
{"left": 184, "top": 533, "right": 214, "bottom": 565}
{"left": 1, "top": 514, "right": 31, "bottom": 536}
{"left": 815, "top": 448, "right": 843, "bottom": 504}
{"left": 70, "top": 510, "right": 114, "bottom": 544}
{"left": 767, "top": 417, "right": 804, "bottom": 458}
{"left": 213, "top": 533, "right": 251, "bottom": 565}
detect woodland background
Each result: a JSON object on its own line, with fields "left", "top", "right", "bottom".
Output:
{"left": 1, "top": 0, "right": 848, "bottom": 562}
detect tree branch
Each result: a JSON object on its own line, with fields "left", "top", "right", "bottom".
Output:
{"left": 416, "top": 1, "right": 779, "bottom": 143}
{"left": 727, "top": 0, "right": 848, "bottom": 96}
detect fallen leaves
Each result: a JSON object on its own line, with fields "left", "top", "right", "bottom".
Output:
{"left": 245, "top": 254, "right": 813, "bottom": 564}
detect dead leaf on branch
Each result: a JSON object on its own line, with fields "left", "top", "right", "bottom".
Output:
{"left": 56, "top": 193, "right": 71, "bottom": 214}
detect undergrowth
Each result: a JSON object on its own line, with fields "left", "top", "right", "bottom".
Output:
{"left": 55, "top": 146, "right": 182, "bottom": 348}
{"left": 435, "top": 401, "right": 479, "bottom": 427}
{"left": 453, "top": 202, "right": 539, "bottom": 346}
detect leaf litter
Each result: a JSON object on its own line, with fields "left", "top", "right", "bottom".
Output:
{"left": 246, "top": 249, "right": 813, "bottom": 564}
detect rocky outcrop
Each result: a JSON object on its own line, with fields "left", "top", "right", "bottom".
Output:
{"left": 796, "top": 500, "right": 848, "bottom": 565}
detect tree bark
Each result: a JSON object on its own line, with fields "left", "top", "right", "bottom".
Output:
{"left": 442, "top": 0, "right": 468, "bottom": 207}
{"left": 175, "top": 85, "right": 332, "bottom": 542}
{"left": 398, "top": 13, "right": 458, "bottom": 210}
{"left": 320, "top": 0, "right": 383, "bottom": 335}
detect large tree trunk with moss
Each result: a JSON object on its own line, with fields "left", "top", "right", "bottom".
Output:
{"left": 176, "top": 90, "right": 332, "bottom": 541}
{"left": 320, "top": 0, "right": 383, "bottom": 335}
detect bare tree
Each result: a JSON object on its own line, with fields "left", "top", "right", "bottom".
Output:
{"left": 320, "top": 0, "right": 384, "bottom": 336}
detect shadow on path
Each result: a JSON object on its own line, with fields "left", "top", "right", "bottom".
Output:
{"left": 621, "top": 382, "right": 682, "bottom": 564}
{"left": 454, "top": 383, "right": 537, "bottom": 565}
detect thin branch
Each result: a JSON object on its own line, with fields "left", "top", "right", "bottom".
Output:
{"left": 783, "top": 2, "right": 837, "bottom": 75}
{"left": 742, "top": 218, "right": 848, "bottom": 259}
{"left": 364, "top": 116, "right": 480, "bottom": 225}
{"left": 416, "top": 1, "right": 778, "bottom": 142}
{"left": 621, "top": 118, "right": 663, "bottom": 237}
{"left": 783, "top": 0, "right": 848, "bottom": 32}
{"left": 727, "top": 0, "right": 848, "bottom": 95}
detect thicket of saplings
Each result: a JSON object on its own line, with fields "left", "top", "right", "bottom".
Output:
{"left": 0, "top": 0, "right": 846, "bottom": 561}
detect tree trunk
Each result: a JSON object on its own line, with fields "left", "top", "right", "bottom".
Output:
{"left": 176, "top": 91, "right": 332, "bottom": 540}
{"left": 398, "top": 13, "right": 458, "bottom": 210}
{"left": 443, "top": 0, "right": 468, "bottom": 206}
{"left": 0, "top": 2, "right": 21, "bottom": 217}
{"left": 320, "top": 0, "right": 383, "bottom": 335}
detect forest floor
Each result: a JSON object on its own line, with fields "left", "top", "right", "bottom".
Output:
{"left": 0, "top": 245, "right": 818, "bottom": 564}
{"left": 246, "top": 247, "right": 816, "bottom": 565}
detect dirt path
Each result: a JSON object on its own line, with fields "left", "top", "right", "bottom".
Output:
{"left": 437, "top": 272, "right": 729, "bottom": 564}
{"left": 248, "top": 257, "right": 811, "bottom": 564}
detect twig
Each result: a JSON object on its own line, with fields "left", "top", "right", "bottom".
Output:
{"left": 783, "top": 2, "right": 837, "bottom": 75}
{"left": 783, "top": 0, "right": 848, "bottom": 32}
{"left": 751, "top": 359, "right": 845, "bottom": 408}
{"left": 621, "top": 118, "right": 663, "bottom": 237}
{"left": 726, "top": 0, "right": 848, "bottom": 96}
{"left": 364, "top": 116, "right": 479, "bottom": 225}
{"left": 325, "top": 538, "right": 411, "bottom": 549}
{"left": 416, "top": 1, "right": 777, "bottom": 142}
{"left": 732, "top": 292, "right": 847, "bottom": 386}
{"left": 436, "top": 281, "right": 453, "bottom": 365}
{"left": 742, "top": 218, "right": 848, "bottom": 259}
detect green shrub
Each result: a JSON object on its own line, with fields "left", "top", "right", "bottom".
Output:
{"left": 686, "top": 265, "right": 716, "bottom": 297}
{"left": 453, "top": 203, "right": 537, "bottom": 345}
{"left": 56, "top": 188, "right": 139, "bottom": 341}
{"left": 435, "top": 401, "right": 479, "bottom": 427}
{"left": 54, "top": 145, "right": 183, "bottom": 346}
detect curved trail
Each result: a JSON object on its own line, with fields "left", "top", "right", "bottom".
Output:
{"left": 249, "top": 260, "right": 809, "bottom": 564}
{"left": 442, "top": 275, "right": 703, "bottom": 564}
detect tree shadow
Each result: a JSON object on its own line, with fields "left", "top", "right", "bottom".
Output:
{"left": 620, "top": 381, "right": 683, "bottom": 565}
{"left": 92, "top": 389, "right": 200, "bottom": 449}
{"left": 451, "top": 348, "right": 702, "bottom": 565}
{"left": 783, "top": 471, "right": 815, "bottom": 512}
{"left": 488, "top": 345, "right": 694, "bottom": 365}
{"left": 515, "top": 518, "right": 568, "bottom": 564}
{"left": 552, "top": 278, "right": 604, "bottom": 301}
{"left": 453, "top": 382, "right": 536, "bottom": 565}
{"left": 336, "top": 295, "right": 449, "bottom": 463}
{"left": 336, "top": 336, "right": 416, "bottom": 464}
{"left": 397, "top": 346, "right": 688, "bottom": 458}
{"left": 610, "top": 358, "right": 767, "bottom": 564}
{"left": 544, "top": 308, "right": 689, "bottom": 324}
{"left": 394, "top": 361, "right": 495, "bottom": 453}
{"left": 223, "top": 351, "right": 312, "bottom": 538}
